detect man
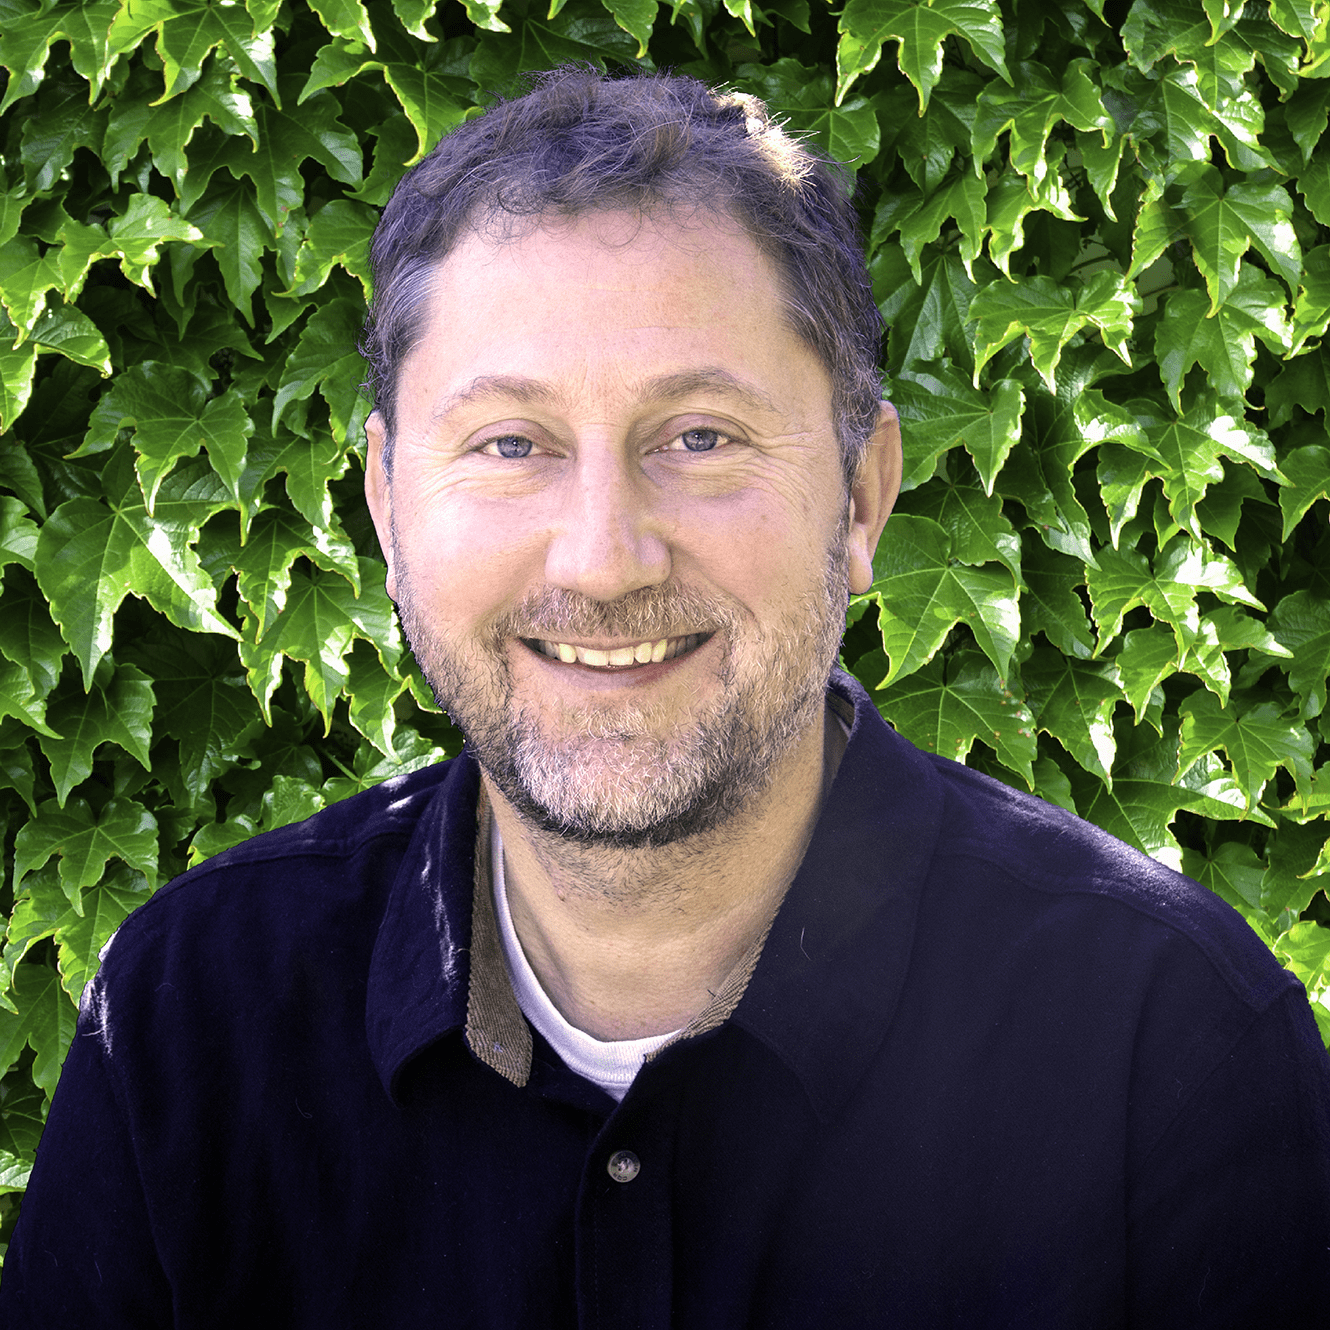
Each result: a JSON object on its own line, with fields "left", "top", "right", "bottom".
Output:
{"left": 3, "top": 66, "right": 1328, "bottom": 1327}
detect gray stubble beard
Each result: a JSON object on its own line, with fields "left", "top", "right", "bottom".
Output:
{"left": 391, "top": 528, "right": 850, "bottom": 849}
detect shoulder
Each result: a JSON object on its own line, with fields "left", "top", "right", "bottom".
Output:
{"left": 919, "top": 753, "right": 1295, "bottom": 1011}
{"left": 90, "top": 755, "right": 472, "bottom": 997}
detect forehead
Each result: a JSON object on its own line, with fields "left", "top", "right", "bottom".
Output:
{"left": 397, "top": 209, "right": 831, "bottom": 419}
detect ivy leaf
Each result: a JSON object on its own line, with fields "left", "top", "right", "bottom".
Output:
{"left": 0, "top": 236, "right": 62, "bottom": 341}
{"left": 1179, "top": 692, "right": 1314, "bottom": 809}
{"left": 380, "top": 63, "right": 470, "bottom": 161}
{"left": 1177, "top": 163, "right": 1301, "bottom": 309}
{"left": 894, "top": 170, "right": 986, "bottom": 281}
{"left": 345, "top": 644, "right": 409, "bottom": 757}
{"left": 0, "top": 657, "right": 57, "bottom": 738}
{"left": 968, "top": 270, "right": 1138, "bottom": 391}
{"left": 112, "top": 0, "right": 280, "bottom": 103}
{"left": 1289, "top": 244, "right": 1330, "bottom": 355}
{"left": 0, "top": 962, "right": 77, "bottom": 1097}
{"left": 104, "top": 193, "right": 209, "bottom": 296}
{"left": 875, "top": 250, "right": 978, "bottom": 374}
{"left": 34, "top": 452, "right": 239, "bottom": 688}
{"left": 13, "top": 797, "right": 159, "bottom": 907}
{"left": 899, "top": 473, "right": 1021, "bottom": 579}
{"left": 860, "top": 648, "right": 1035, "bottom": 780}
{"left": 835, "top": 0, "right": 1009, "bottom": 109}
{"left": 867, "top": 513, "right": 1021, "bottom": 683}
{"left": 1184, "top": 840, "right": 1267, "bottom": 913}
{"left": 0, "top": 568, "right": 68, "bottom": 697}
{"left": 54, "top": 867, "right": 151, "bottom": 1005}
{"left": 240, "top": 562, "right": 401, "bottom": 723}
{"left": 1020, "top": 542, "right": 1095, "bottom": 660}
{"left": 226, "top": 504, "right": 361, "bottom": 634}
{"left": 1268, "top": 591, "right": 1330, "bottom": 717}
{"left": 1085, "top": 537, "right": 1260, "bottom": 656}
{"left": 0, "top": 1075, "right": 44, "bottom": 1190}
{"left": 272, "top": 295, "right": 369, "bottom": 441}
{"left": 981, "top": 150, "right": 1083, "bottom": 278}
{"left": 258, "top": 427, "right": 352, "bottom": 531}
{"left": 1154, "top": 268, "right": 1291, "bottom": 407}
{"left": 30, "top": 301, "right": 112, "bottom": 376}
{"left": 1277, "top": 444, "right": 1330, "bottom": 538}
{"left": 0, "top": 0, "right": 119, "bottom": 112}
{"left": 36, "top": 662, "right": 155, "bottom": 807}
{"left": 890, "top": 364, "right": 1023, "bottom": 492}
{"left": 889, "top": 69, "right": 982, "bottom": 194}
{"left": 124, "top": 632, "right": 260, "bottom": 805}
{"left": 1024, "top": 645, "right": 1121, "bottom": 783}
{"left": 285, "top": 199, "right": 377, "bottom": 299}
{"left": 0, "top": 337, "right": 37, "bottom": 432}
{"left": 972, "top": 59, "right": 1114, "bottom": 190}
{"left": 1114, "top": 625, "right": 1179, "bottom": 723}
{"left": 1144, "top": 396, "right": 1281, "bottom": 540}
{"left": 308, "top": 0, "right": 376, "bottom": 47}
{"left": 82, "top": 363, "right": 253, "bottom": 511}
{"left": 186, "top": 174, "right": 270, "bottom": 323}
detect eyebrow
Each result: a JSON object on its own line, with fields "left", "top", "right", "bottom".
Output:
{"left": 428, "top": 367, "right": 782, "bottom": 425}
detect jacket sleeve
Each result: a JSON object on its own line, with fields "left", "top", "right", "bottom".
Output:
{"left": 1125, "top": 984, "right": 1330, "bottom": 1326}
{"left": 0, "top": 1002, "right": 174, "bottom": 1328}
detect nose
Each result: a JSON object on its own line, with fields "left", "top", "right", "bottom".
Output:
{"left": 543, "top": 445, "right": 671, "bottom": 602}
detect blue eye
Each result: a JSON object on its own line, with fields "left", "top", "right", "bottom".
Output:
{"left": 681, "top": 429, "right": 720, "bottom": 452}
{"left": 492, "top": 436, "right": 533, "bottom": 458}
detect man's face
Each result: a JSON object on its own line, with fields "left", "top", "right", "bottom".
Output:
{"left": 366, "top": 209, "right": 890, "bottom": 846}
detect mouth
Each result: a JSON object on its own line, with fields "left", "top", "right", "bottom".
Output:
{"left": 521, "top": 632, "right": 712, "bottom": 670}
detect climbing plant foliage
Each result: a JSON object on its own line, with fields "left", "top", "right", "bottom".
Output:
{"left": 2, "top": 0, "right": 1330, "bottom": 1257}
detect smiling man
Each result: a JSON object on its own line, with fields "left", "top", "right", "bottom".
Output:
{"left": 4, "top": 66, "right": 1330, "bottom": 1328}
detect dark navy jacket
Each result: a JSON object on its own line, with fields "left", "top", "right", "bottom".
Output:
{"left": 3, "top": 673, "right": 1329, "bottom": 1327}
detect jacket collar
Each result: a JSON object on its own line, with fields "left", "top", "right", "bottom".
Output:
{"left": 366, "top": 671, "right": 943, "bottom": 1114}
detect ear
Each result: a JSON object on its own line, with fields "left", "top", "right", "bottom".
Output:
{"left": 364, "top": 410, "right": 398, "bottom": 601}
{"left": 845, "top": 400, "right": 902, "bottom": 595}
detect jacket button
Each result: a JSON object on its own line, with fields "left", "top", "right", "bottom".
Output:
{"left": 606, "top": 1149, "right": 641, "bottom": 1183}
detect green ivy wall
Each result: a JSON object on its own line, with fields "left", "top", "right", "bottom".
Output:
{"left": 1, "top": 0, "right": 1329, "bottom": 1258}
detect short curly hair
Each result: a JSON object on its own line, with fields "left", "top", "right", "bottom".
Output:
{"left": 361, "top": 64, "right": 883, "bottom": 490}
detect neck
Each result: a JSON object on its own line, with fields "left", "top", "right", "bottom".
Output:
{"left": 484, "top": 708, "right": 843, "bottom": 1040}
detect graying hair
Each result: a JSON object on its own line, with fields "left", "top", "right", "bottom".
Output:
{"left": 361, "top": 64, "right": 884, "bottom": 491}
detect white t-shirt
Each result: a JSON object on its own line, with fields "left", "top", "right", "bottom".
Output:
{"left": 491, "top": 819, "right": 682, "bottom": 1103}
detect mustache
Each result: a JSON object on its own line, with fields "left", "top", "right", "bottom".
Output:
{"left": 490, "top": 582, "right": 743, "bottom": 644}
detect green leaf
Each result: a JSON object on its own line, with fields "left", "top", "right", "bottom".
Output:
{"left": 1278, "top": 444, "right": 1330, "bottom": 538}
{"left": 1086, "top": 537, "right": 1260, "bottom": 656}
{"left": 1144, "top": 396, "right": 1280, "bottom": 540}
{"left": 1154, "top": 268, "right": 1291, "bottom": 407}
{"left": 1184, "top": 840, "right": 1266, "bottom": 913}
{"left": 272, "top": 296, "right": 370, "bottom": 441}
{"left": 972, "top": 59, "right": 1114, "bottom": 190}
{"left": 1289, "top": 245, "right": 1330, "bottom": 355}
{"left": 285, "top": 199, "right": 377, "bottom": 299}
{"left": 968, "top": 270, "right": 1138, "bottom": 391}
{"left": 0, "top": 568, "right": 68, "bottom": 697}
{"left": 0, "top": 237, "right": 62, "bottom": 342}
{"left": 54, "top": 867, "right": 151, "bottom": 1004}
{"left": 1024, "top": 645, "right": 1121, "bottom": 784}
{"left": 0, "top": 657, "right": 57, "bottom": 738}
{"left": 859, "top": 648, "right": 1035, "bottom": 780}
{"left": 898, "top": 473, "right": 1021, "bottom": 579}
{"left": 34, "top": 452, "right": 239, "bottom": 687}
{"left": 875, "top": 249, "right": 978, "bottom": 374}
{"left": 225, "top": 504, "right": 361, "bottom": 634}
{"left": 888, "top": 69, "right": 982, "bottom": 194}
{"left": 186, "top": 175, "right": 270, "bottom": 323}
{"left": 0, "top": 0, "right": 118, "bottom": 112}
{"left": 1114, "top": 626, "right": 1179, "bottom": 723}
{"left": 1269, "top": 591, "right": 1330, "bottom": 717}
{"left": 105, "top": 193, "right": 209, "bottom": 295}
{"left": 894, "top": 171, "right": 985, "bottom": 281}
{"left": 1179, "top": 692, "right": 1314, "bottom": 810}
{"left": 345, "top": 644, "right": 409, "bottom": 756}
{"left": 867, "top": 513, "right": 1021, "bottom": 683}
{"left": 1178, "top": 164, "right": 1301, "bottom": 310}
{"left": 30, "top": 301, "right": 112, "bottom": 376}
{"left": 889, "top": 365, "right": 1023, "bottom": 492}
{"left": 835, "top": 0, "right": 1009, "bottom": 109}
{"left": 1020, "top": 542, "right": 1096, "bottom": 660}
{"left": 981, "top": 151, "right": 1083, "bottom": 278}
{"left": 308, "top": 0, "right": 376, "bottom": 47}
{"left": 13, "top": 797, "right": 159, "bottom": 906}
{"left": 0, "top": 961, "right": 77, "bottom": 1096}
{"left": 36, "top": 662, "right": 156, "bottom": 807}
{"left": 0, "top": 337, "right": 37, "bottom": 431}
{"left": 82, "top": 363, "right": 253, "bottom": 510}
{"left": 1276, "top": 920, "right": 1330, "bottom": 994}
{"left": 240, "top": 562, "right": 401, "bottom": 723}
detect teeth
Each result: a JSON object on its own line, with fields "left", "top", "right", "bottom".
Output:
{"left": 534, "top": 635, "right": 700, "bottom": 668}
